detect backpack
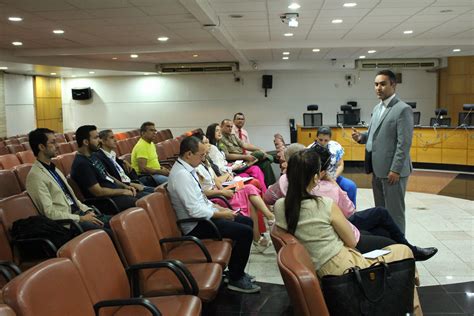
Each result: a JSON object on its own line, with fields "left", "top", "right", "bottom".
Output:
{"left": 11, "top": 216, "right": 76, "bottom": 249}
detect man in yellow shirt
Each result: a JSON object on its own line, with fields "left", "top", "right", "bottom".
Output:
{"left": 131, "top": 122, "right": 169, "bottom": 186}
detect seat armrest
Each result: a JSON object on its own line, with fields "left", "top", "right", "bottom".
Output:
{"left": 94, "top": 298, "right": 161, "bottom": 316}
{"left": 160, "top": 236, "right": 212, "bottom": 262}
{"left": 126, "top": 260, "right": 199, "bottom": 297}
{"left": 12, "top": 238, "right": 58, "bottom": 260}
{"left": 209, "top": 195, "right": 233, "bottom": 209}
{"left": 53, "top": 219, "right": 84, "bottom": 235}
{"left": 83, "top": 197, "right": 120, "bottom": 215}
{"left": 177, "top": 218, "right": 222, "bottom": 240}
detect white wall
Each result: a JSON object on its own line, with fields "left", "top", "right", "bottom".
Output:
{"left": 61, "top": 69, "right": 437, "bottom": 150}
{"left": 4, "top": 74, "right": 36, "bottom": 136}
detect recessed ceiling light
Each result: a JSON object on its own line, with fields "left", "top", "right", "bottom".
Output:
{"left": 8, "top": 17, "right": 22, "bottom": 22}
{"left": 332, "top": 19, "right": 343, "bottom": 24}
{"left": 440, "top": 9, "right": 453, "bottom": 13}
{"left": 284, "top": 32, "right": 294, "bottom": 37}
{"left": 112, "top": 57, "right": 118, "bottom": 60}
{"left": 229, "top": 14, "right": 244, "bottom": 18}
{"left": 0, "top": 67, "right": 8, "bottom": 70}
{"left": 157, "top": 36, "right": 169, "bottom": 42}
{"left": 71, "top": 75, "right": 76, "bottom": 78}
{"left": 12, "top": 41, "right": 23, "bottom": 46}
{"left": 89, "top": 71, "right": 95, "bottom": 74}
{"left": 143, "top": 73, "right": 151, "bottom": 75}
{"left": 343, "top": 3, "right": 357, "bottom": 7}
{"left": 53, "top": 30, "right": 64, "bottom": 34}
{"left": 282, "top": 56, "right": 289, "bottom": 60}
{"left": 192, "top": 54, "right": 198, "bottom": 57}
{"left": 283, "top": 52, "right": 290, "bottom": 55}
{"left": 288, "top": 3, "right": 301, "bottom": 10}
{"left": 50, "top": 73, "right": 56, "bottom": 75}
{"left": 359, "top": 55, "right": 366, "bottom": 59}
{"left": 368, "top": 50, "right": 376, "bottom": 54}
{"left": 312, "top": 48, "right": 320, "bottom": 52}
{"left": 130, "top": 54, "right": 138, "bottom": 58}
{"left": 403, "top": 30, "right": 413, "bottom": 34}
{"left": 452, "top": 48, "right": 461, "bottom": 52}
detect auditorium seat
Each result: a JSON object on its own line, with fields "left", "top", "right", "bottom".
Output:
{"left": 270, "top": 224, "right": 298, "bottom": 253}
{"left": 126, "top": 137, "right": 137, "bottom": 151}
{"left": 64, "top": 132, "right": 75, "bottom": 142}
{"left": 17, "top": 137, "right": 28, "bottom": 144}
{"left": 115, "top": 132, "right": 128, "bottom": 141}
{"left": 6, "top": 145, "right": 24, "bottom": 155}
{"left": 136, "top": 192, "right": 232, "bottom": 268}
{"left": 0, "top": 170, "right": 22, "bottom": 199}
{"left": 170, "top": 138, "right": 180, "bottom": 156}
{"left": 68, "top": 141, "right": 78, "bottom": 151}
{"left": 58, "top": 230, "right": 202, "bottom": 316}
{"left": 20, "top": 142, "right": 31, "bottom": 151}
{"left": 153, "top": 131, "right": 165, "bottom": 143}
{"left": 0, "top": 193, "right": 77, "bottom": 263}
{"left": 55, "top": 134, "right": 66, "bottom": 144}
{"left": 161, "top": 140, "right": 177, "bottom": 161}
{"left": 16, "top": 151, "right": 35, "bottom": 164}
{"left": 55, "top": 152, "right": 76, "bottom": 176}
{"left": 277, "top": 242, "right": 330, "bottom": 316}
{"left": 155, "top": 143, "right": 174, "bottom": 167}
{"left": 116, "top": 139, "right": 132, "bottom": 156}
{"left": 110, "top": 207, "right": 222, "bottom": 302}
{"left": 3, "top": 258, "right": 103, "bottom": 316}
{"left": 4, "top": 139, "right": 19, "bottom": 146}
{"left": 0, "top": 147, "right": 8, "bottom": 156}
{"left": 162, "top": 129, "right": 173, "bottom": 140}
{"left": 0, "top": 154, "right": 21, "bottom": 170}
{"left": 120, "top": 153, "right": 131, "bottom": 164}
{"left": 57, "top": 142, "right": 73, "bottom": 155}
{"left": 12, "top": 164, "right": 32, "bottom": 191}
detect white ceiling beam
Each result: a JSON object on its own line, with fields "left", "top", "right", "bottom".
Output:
{"left": 235, "top": 38, "right": 473, "bottom": 50}
{"left": 179, "top": 0, "right": 252, "bottom": 70}
{"left": 12, "top": 43, "right": 225, "bottom": 57}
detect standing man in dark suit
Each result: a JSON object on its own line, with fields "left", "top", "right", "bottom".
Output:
{"left": 352, "top": 70, "right": 413, "bottom": 233}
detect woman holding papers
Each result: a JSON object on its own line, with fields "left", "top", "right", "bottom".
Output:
{"left": 274, "top": 149, "right": 422, "bottom": 315}
{"left": 206, "top": 123, "right": 267, "bottom": 193}
{"left": 197, "top": 135, "right": 275, "bottom": 253}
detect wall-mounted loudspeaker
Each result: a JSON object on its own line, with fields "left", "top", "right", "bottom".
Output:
{"left": 72, "top": 87, "right": 92, "bottom": 100}
{"left": 262, "top": 75, "right": 272, "bottom": 97}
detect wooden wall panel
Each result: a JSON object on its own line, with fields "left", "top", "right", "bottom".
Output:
{"left": 438, "top": 56, "right": 474, "bottom": 125}
{"left": 34, "top": 76, "right": 63, "bottom": 133}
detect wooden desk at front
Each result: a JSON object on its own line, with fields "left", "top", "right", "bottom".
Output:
{"left": 297, "top": 125, "right": 474, "bottom": 166}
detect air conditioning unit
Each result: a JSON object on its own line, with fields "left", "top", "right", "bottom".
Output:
{"left": 156, "top": 62, "right": 238, "bottom": 74}
{"left": 357, "top": 59, "right": 440, "bottom": 70}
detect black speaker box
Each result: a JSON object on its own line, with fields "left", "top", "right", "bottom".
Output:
{"left": 262, "top": 75, "right": 273, "bottom": 89}
{"left": 72, "top": 87, "right": 92, "bottom": 100}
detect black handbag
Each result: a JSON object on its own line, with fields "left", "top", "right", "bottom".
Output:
{"left": 321, "top": 258, "right": 415, "bottom": 316}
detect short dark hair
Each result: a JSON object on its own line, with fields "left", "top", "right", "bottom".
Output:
{"left": 221, "top": 119, "right": 231, "bottom": 126}
{"left": 316, "top": 126, "right": 332, "bottom": 137}
{"left": 309, "top": 143, "right": 332, "bottom": 171}
{"left": 205, "top": 123, "right": 219, "bottom": 146}
{"left": 140, "top": 122, "right": 155, "bottom": 134}
{"left": 99, "top": 129, "right": 113, "bottom": 140}
{"left": 233, "top": 112, "right": 244, "bottom": 120}
{"left": 376, "top": 69, "right": 397, "bottom": 85}
{"left": 75, "top": 125, "right": 97, "bottom": 147}
{"left": 28, "top": 128, "right": 54, "bottom": 156}
{"left": 179, "top": 136, "right": 201, "bottom": 156}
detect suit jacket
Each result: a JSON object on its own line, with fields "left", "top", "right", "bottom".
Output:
{"left": 359, "top": 95, "right": 413, "bottom": 178}
{"left": 26, "top": 160, "right": 89, "bottom": 221}
{"left": 94, "top": 150, "right": 138, "bottom": 184}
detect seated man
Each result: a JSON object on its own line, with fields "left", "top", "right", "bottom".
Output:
{"left": 96, "top": 129, "right": 154, "bottom": 193}
{"left": 131, "top": 122, "right": 169, "bottom": 186}
{"left": 232, "top": 112, "right": 250, "bottom": 149}
{"left": 308, "top": 126, "right": 357, "bottom": 207}
{"left": 168, "top": 136, "right": 260, "bottom": 293}
{"left": 219, "top": 119, "right": 276, "bottom": 186}
{"left": 71, "top": 125, "right": 148, "bottom": 213}
{"left": 26, "top": 128, "right": 111, "bottom": 233}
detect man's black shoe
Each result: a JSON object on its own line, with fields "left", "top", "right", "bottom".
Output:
{"left": 413, "top": 246, "right": 438, "bottom": 261}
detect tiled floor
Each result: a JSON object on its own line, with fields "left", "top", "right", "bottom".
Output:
{"left": 205, "top": 169, "right": 474, "bottom": 315}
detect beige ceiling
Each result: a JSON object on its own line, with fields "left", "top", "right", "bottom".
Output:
{"left": 0, "top": 0, "right": 473, "bottom": 75}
